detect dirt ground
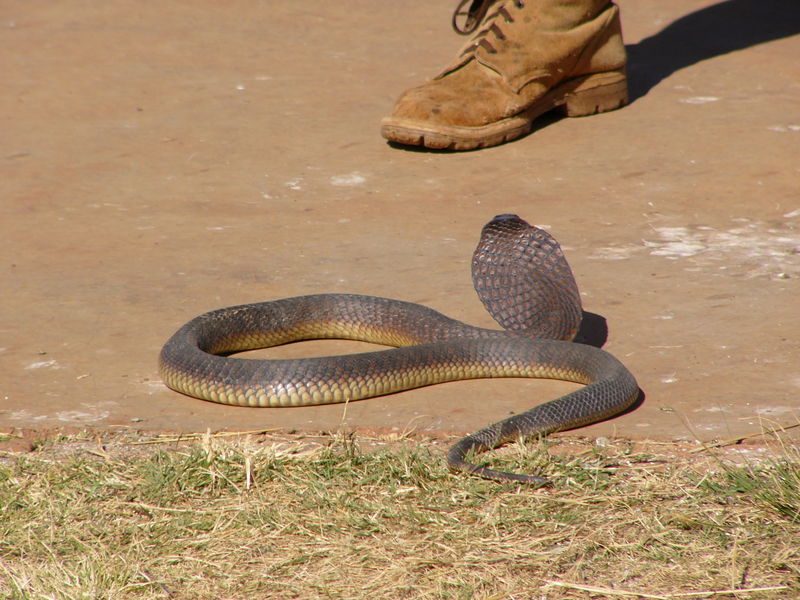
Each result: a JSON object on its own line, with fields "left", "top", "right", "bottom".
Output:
{"left": 2, "top": 0, "right": 799, "bottom": 447}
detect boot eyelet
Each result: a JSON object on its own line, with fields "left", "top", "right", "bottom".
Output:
{"left": 497, "top": 7, "right": 514, "bottom": 23}
{"left": 489, "top": 23, "right": 506, "bottom": 40}
{"left": 478, "top": 38, "right": 498, "bottom": 54}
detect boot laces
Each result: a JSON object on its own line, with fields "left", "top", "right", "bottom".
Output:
{"left": 452, "top": 0, "right": 525, "bottom": 36}
{"left": 452, "top": 0, "right": 526, "bottom": 56}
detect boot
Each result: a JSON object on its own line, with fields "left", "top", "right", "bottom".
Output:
{"left": 381, "top": 0, "right": 628, "bottom": 150}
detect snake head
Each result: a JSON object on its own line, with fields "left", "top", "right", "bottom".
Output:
{"left": 472, "top": 214, "right": 583, "bottom": 340}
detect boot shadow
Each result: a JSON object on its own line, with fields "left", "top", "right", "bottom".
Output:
{"left": 626, "top": 0, "right": 800, "bottom": 101}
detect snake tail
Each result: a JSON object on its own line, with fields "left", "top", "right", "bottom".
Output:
{"left": 446, "top": 339, "right": 639, "bottom": 484}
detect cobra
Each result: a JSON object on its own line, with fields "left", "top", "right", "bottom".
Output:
{"left": 159, "top": 214, "right": 639, "bottom": 484}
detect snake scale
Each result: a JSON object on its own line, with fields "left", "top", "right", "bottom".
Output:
{"left": 159, "top": 214, "right": 639, "bottom": 484}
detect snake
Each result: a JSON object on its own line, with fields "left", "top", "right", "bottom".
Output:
{"left": 159, "top": 214, "right": 639, "bottom": 484}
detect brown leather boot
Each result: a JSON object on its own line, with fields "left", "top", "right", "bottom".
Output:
{"left": 381, "top": 0, "right": 628, "bottom": 150}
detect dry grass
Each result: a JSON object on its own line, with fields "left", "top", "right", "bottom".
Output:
{"left": 0, "top": 430, "right": 798, "bottom": 599}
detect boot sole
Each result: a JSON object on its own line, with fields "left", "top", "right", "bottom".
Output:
{"left": 380, "top": 70, "right": 628, "bottom": 151}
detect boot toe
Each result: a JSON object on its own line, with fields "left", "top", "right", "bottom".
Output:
{"left": 389, "top": 63, "right": 513, "bottom": 128}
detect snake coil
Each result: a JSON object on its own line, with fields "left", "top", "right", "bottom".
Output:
{"left": 160, "top": 214, "right": 639, "bottom": 484}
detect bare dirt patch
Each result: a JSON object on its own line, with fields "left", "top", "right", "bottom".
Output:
{"left": 2, "top": 1, "right": 799, "bottom": 445}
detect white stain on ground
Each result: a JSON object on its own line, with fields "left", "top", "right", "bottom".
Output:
{"left": 643, "top": 220, "right": 800, "bottom": 278}
{"left": 693, "top": 423, "right": 722, "bottom": 431}
{"left": 143, "top": 380, "right": 167, "bottom": 394}
{"left": 680, "top": 96, "right": 720, "bottom": 104}
{"left": 330, "top": 172, "right": 366, "bottom": 187}
{"left": 55, "top": 410, "right": 110, "bottom": 423}
{"left": 586, "top": 244, "right": 640, "bottom": 261}
{"left": 754, "top": 406, "right": 795, "bottom": 417}
{"left": 767, "top": 124, "right": 800, "bottom": 133}
{"left": 25, "top": 360, "right": 61, "bottom": 370}
{"left": 285, "top": 178, "right": 303, "bottom": 190}
{"left": 646, "top": 227, "right": 707, "bottom": 258}
{"left": 9, "top": 410, "right": 48, "bottom": 421}
{"left": 9, "top": 403, "right": 113, "bottom": 423}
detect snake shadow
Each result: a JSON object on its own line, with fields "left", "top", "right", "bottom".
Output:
{"left": 575, "top": 310, "right": 608, "bottom": 348}
{"left": 575, "top": 310, "right": 645, "bottom": 417}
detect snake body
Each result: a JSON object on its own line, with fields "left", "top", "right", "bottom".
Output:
{"left": 160, "top": 215, "right": 639, "bottom": 484}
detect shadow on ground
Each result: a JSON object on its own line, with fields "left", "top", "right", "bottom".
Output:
{"left": 627, "top": 0, "right": 800, "bottom": 100}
